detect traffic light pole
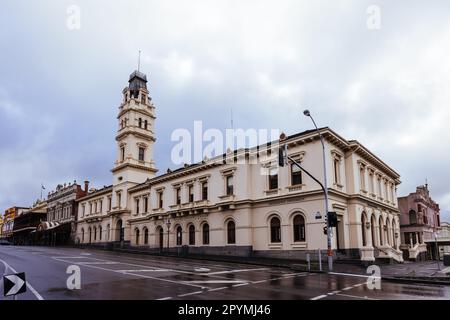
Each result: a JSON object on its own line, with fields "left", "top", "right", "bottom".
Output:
{"left": 282, "top": 143, "right": 333, "bottom": 271}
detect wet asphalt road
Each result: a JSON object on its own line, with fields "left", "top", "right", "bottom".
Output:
{"left": 1, "top": 245, "right": 450, "bottom": 300}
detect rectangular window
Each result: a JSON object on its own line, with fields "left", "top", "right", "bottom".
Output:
{"left": 334, "top": 159, "right": 340, "bottom": 184}
{"left": 108, "top": 197, "right": 112, "bottom": 211}
{"left": 268, "top": 168, "right": 278, "bottom": 190}
{"left": 89, "top": 203, "right": 92, "bottom": 214}
{"left": 368, "top": 172, "right": 374, "bottom": 194}
{"left": 135, "top": 198, "right": 140, "bottom": 214}
{"left": 202, "top": 182, "right": 208, "bottom": 200}
{"left": 117, "top": 192, "right": 122, "bottom": 208}
{"left": 144, "top": 197, "right": 148, "bottom": 213}
{"left": 188, "top": 185, "right": 194, "bottom": 203}
{"left": 99, "top": 200, "right": 102, "bottom": 213}
{"left": 158, "top": 191, "right": 163, "bottom": 208}
{"left": 360, "top": 167, "right": 366, "bottom": 191}
{"left": 291, "top": 163, "right": 302, "bottom": 186}
{"left": 226, "top": 176, "right": 234, "bottom": 196}
{"left": 139, "top": 147, "right": 145, "bottom": 162}
{"left": 121, "top": 147, "right": 125, "bottom": 162}
{"left": 82, "top": 204, "right": 85, "bottom": 217}
{"left": 176, "top": 188, "right": 181, "bottom": 205}
{"left": 377, "top": 177, "right": 382, "bottom": 197}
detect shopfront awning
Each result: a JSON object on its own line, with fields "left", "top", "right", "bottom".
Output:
{"left": 37, "top": 221, "right": 60, "bottom": 231}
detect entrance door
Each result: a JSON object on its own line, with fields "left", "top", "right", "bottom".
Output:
{"left": 159, "top": 228, "right": 164, "bottom": 251}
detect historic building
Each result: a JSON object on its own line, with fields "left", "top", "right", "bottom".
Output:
{"left": 398, "top": 184, "right": 441, "bottom": 260}
{"left": 1, "top": 206, "right": 29, "bottom": 241}
{"left": 12, "top": 200, "right": 47, "bottom": 245}
{"left": 76, "top": 70, "right": 403, "bottom": 263}
{"left": 35, "top": 181, "right": 89, "bottom": 245}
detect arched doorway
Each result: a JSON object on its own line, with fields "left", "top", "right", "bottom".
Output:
{"left": 116, "top": 219, "right": 124, "bottom": 242}
{"left": 361, "top": 213, "right": 367, "bottom": 247}
{"left": 158, "top": 227, "right": 164, "bottom": 251}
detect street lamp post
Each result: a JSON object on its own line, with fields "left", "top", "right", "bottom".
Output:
{"left": 303, "top": 109, "right": 333, "bottom": 271}
{"left": 166, "top": 218, "right": 171, "bottom": 254}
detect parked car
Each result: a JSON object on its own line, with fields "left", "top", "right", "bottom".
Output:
{"left": 0, "top": 239, "right": 11, "bottom": 245}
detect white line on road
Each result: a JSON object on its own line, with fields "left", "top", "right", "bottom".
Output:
{"left": 336, "top": 293, "right": 378, "bottom": 300}
{"left": 117, "top": 269, "right": 171, "bottom": 273}
{"left": 328, "top": 272, "right": 381, "bottom": 279}
{"left": 178, "top": 291, "right": 203, "bottom": 297}
{"left": 342, "top": 286, "right": 354, "bottom": 291}
{"left": 232, "top": 283, "right": 250, "bottom": 287}
{"left": 311, "top": 294, "right": 328, "bottom": 300}
{"left": 185, "top": 280, "right": 248, "bottom": 284}
{"left": 207, "top": 286, "right": 228, "bottom": 292}
{"left": 157, "top": 297, "right": 173, "bottom": 300}
{"left": 0, "top": 259, "right": 44, "bottom": 300}
{"left": 204, "top": 268, "right": 269, "bottom": 276}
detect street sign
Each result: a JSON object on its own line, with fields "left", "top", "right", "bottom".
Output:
{"left": 3, "top": 272, "right": 27, "bottom": 297}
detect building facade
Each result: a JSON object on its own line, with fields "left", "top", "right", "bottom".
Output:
{"left": 76, "top": 70, "right": 403, "bottom": 263}
{"left": 398, "top": 184, "right": 441, "bottom": 260}
{"left": 35, "top": 181, "right": 89, "bottom": 245}
{"left": 1, "top": 207, "right": 29, "bottom": 241}
{"left": 12, "top": 200, "right": 47, "bottom": 245}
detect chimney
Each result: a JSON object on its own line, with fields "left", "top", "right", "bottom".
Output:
{"left": 84, "top": 181, "right": 89, "bottom": 192}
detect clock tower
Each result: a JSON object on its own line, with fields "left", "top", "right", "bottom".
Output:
{"left": 111, "top": 70, "right": 157, "bottom": 214}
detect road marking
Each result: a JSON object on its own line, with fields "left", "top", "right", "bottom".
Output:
{"left": 204, "top": 268, "right": 269, "bottom": 276}
{"left": 311, "top": 294, "right": 328, "bottom": 300}
{"left": 252, "top": 280, "right": 267, "bottom": 284}
{"left": 0, "top": 259, "right": 44, "bottom": 300}
{"left": 353, "top": 283, "right": 365, "bottom": 287}
{"left": 328, "top": 290, "right": 341, "bottom": 295}
{"left": 232, "top": 283, "right": 249, "bottom": 287}
{"left": 178, "top": 291, "right": 203, "bottom": 297}
{"left": 335, "top": 293, "right": 378, "bottom": 300}
{"left": 157, "top": 297, "right": 173, "bottom": 300}
{"left": 195, "top": 268, "right": 211, "bottom": 272}
{"left": 329, "top": 272, "right": 380, "bottom": 279}
{"left": 208, "top": 286, "right": 228, "bottom": 292}
{"left": 342, "top": 286, "right": 354, "bottom": 291}
{"left": 185, "top": 280, "right": 248, "bottom": 284}
{"left": 77, "top": 261, "right": 120, "bottom": 265}
{"left": 117, "top": 269, "right": 171, "bottom": 273}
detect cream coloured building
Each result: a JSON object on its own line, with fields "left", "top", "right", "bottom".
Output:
{"left": 76, "top": 70, "right": 403, "bottom": 263}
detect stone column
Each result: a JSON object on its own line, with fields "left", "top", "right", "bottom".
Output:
{"left": 415, "top": 232, "right": 419, "bottom": 246}
{"left": 409, "top": 235, "right": 413, "bottom": 248}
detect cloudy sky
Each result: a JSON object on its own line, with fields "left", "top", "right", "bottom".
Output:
{"left": 1, "top": 0, "right": 449, "bottom": 221}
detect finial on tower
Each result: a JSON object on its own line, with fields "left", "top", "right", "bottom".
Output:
{"left": 138, "top": 50, "right": 141, "bottom": 72}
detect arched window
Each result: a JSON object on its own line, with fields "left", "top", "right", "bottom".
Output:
{"left": 361, "top": 214, "right": 367, "bottom": 247}
{"left": 94, "top": 227, "right": 97, "bottom": 241}
{"left": 135, "top": 228, "right": 140, "bottom": 245}
{"left": 270, "top": 217, "right": 281, "bottom": 243}
{"left": 202, "top": 223, "right": 210, "bottom": 245}
{"left": 88, "top": 227, "right": 92, "bottom": 244}
{"left": 227, "top": 220, "right": 236, "bottom": 244}
{"left": 371, "top": 216, "right": 376, "bottom": 247}
{"left": 189, "top": 225, "right": 195, "bottom": 245}
{"left": 386, "top": 218, "right": 391, "bottom": 246}
{"left": 116, "top": 219, "right": 124, "bottom": 241}
{"left": 106, "top": 224, "right": 110, "bottom": 241}
{"left": 176, "top": 226, "right": 182, "bottom": 246}
{"left": 99, "top": 226, "right": 102, "bottom": 241}
{"left": 81, "top": 228, "right": 85, "bottom": 243}
{"left": 293, "top": 215, "right": 306, "bottom": 242}
{"left": 141, "top": 227, "right": 148, "bottom": 245}
{"left": 138, "top": 118, "right": 142, "bottom": 128}
{"left": 409, "top": 210, "right": 417, "bottom": 224}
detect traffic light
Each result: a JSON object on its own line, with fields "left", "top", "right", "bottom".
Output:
{"left": 327, "top": 211, "right": 338, "bottom": 228}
